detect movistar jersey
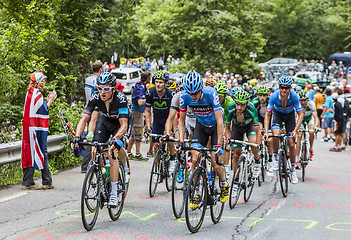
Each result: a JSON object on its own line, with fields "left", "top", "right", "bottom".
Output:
{"left": 302, "top": 100, "right": 316, "bottom": 122}
{"left": 225, "top": 102, "right": 260, "bottom": 127}
{"left": 267, "top": 90, "right": 302, "bottom": 114}
{"left": 179, "top": 86, "right": 222, "bottom": 127}
{"left": 146, "top": 87, "right": 175, "bottom": 120}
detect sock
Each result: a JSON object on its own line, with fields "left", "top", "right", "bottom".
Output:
{"left": 309, "top": 147, "right": 313, "bottom": 151}
{"left": 296, "top": 156, "right": 299, "bottom": 163}
{"left": 127, "top": 152, "right": 132, "bottom": 156}
{"left": 291, "top": 162, "right": 296, "bottom": 172}
{"left": 135, "top": 153, "right": 141, "bottom": 157}
{"left": 269, "top": 155, "right": 272, "bottom": 162}
{"left": 220, "top": 180, "right": 227, "bottom": 187}
{"left": 111, "top": 181, "right": 117, "bottom": 196}
{"left": 124, "top": 163, "right": 129, "bottom": 173}
{"left": 273, "top": 152, "right": 278, "bottom": 161}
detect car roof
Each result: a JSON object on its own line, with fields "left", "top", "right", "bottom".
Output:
{"left": 111, "top": 68, "right": 141, "bottom": 73}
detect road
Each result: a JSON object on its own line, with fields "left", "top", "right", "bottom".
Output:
{"left": 0, "top": 137, "right": 350, "bottom": 240}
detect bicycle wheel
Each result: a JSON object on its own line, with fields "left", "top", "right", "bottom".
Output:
{"left": 229, "top": 157, "right": 244, "bottom": 209}
{"left": 301, "top": 143, "right": 308, "bottom": 182}
{"left": 244, "top": 157, "right": 255, "bottom": 202}
{"left": 165, "top": 156, "right": 174, "bottom": 192}
{"left": 278, "top": 150, "right": 289, "bottom": 197}
{"left": 261, "top": 144, "right": 268, "bottom": 182}
{"left": 149, "top": 150, "right": 161, "bottom": 197}
{"left": 185, "top": 167, "right": 207, "bottom": 233}
{"left": 210, "top": 170, "right": 225, "bottom": 224}
{"left": 108, "top": 164, "right": 126, "bottom": 221}
{"left": 81, "top": 166, "right": 100, "bottom": 231}
{"left": 172, "top": 160, "right": 187, "bottom": 219}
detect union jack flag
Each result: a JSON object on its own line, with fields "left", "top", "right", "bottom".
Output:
{"left": 21, "top": 87, "right": 49, "bottom": 169}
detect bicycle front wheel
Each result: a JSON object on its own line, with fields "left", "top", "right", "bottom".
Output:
{"left": 210, "top": 171, "right": 225, "bottom": 224}
{"left": 229, "top": 157, "right": 244, "bottom": 209}
{"left": 185, "top": 167, "right": 207, "bottom": 233}
{"left": 244, "top": 159, "right": 255, "bottom": 202}
{"left": 172, "top": 161, "right": 187, "bottom": 219}
{"left": 301, "top": 143, "right": 308, "bottom": 182}
{"left": 81, "top": 166, "right": 100, "bottom": 231}
{"left": 149, "top": 151, "right": 161, "bottom": 197}
{"left": 278, "top": 150, "right": 289, "bottom": 197}
{"left": 108, "top": 164, "right": 126, "bottom": 221}
{"left": 165, "top": 157, "right": 174, "bottom": 192}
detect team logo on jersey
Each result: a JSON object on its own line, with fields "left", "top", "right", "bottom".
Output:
{"left": 213, "top": 92, "right": 220, "bottom": 106}
{"left": 154, "top": 101, "right": 167, "bottom": 108}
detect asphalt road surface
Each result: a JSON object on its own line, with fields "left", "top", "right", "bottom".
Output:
{"left": 1, "top": 137, "right": 350, "bottom": 240}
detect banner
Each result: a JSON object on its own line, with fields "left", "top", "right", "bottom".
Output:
{"left": 120, "top": 57, "right": 144, "bottom": 65}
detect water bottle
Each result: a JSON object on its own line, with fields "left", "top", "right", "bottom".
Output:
{"left": 104, "top": 158, "right": 111, "bottom": 182}
{"left": 186, "top": 154, "right": 192, "bottom": 171}
{"left": 207, "top": 171, "right": 212, "bottom": 187}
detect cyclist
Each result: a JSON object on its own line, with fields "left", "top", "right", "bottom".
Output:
{"left": 178, "top": 70, "right": 228, "bottom": 207}
{"left": 264, "top": 76, "right": 303, "bottom": 184}
{"left": 204, "top": 77, "right": 216, "bottom": 87}
{"left": 145, "top": 70, "right": 176, "bottom": 173}
{"left": 214, "top": 80, "right": 234, "bottom": 179}
{"left": 166, "top": 79, "right": 177, "bottom": 92}
{"left": 252, "top": 85, "right": 274, "bottom": 171}
{"left": 296, "top": 90, "right": 319, "bottom": 166}
{"left": 224, "top": 90, "right": 261, "bottom": 179}
{"left": 73, "top": 72, "right": 130, "bottom": 207}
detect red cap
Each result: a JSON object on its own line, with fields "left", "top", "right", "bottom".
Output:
{"left": 116, "top": 82, "right": 124, "bottom": 92}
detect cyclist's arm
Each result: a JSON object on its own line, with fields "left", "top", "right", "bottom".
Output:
{"left": 214, "top": 110, "right": 224, "bottom": 146}
{"left": 145, "top": 107, "right": 152, "bottom": 130}
{"left": 88, "top": 111, "right": 99, "bottom": 133}
{"left": 75, "top": 113, "right": 91, "bottom": 137}
{"left": 312, "top": 111, "right": 319, "bottom": 128}
{"left": 178, "top": 110, "right": 186, "bottom": 142}
{"left": 165, "top": 108, "right": 177, "bottom": 136}
{"left": 294, "top": 110, "right": 304, "bottom": 132}
{"left": 225, "top": 123, "right": 231, "bottom": 146}
{"left": 112, "top": 117, "right": 128, "bottom": 141}
{"left": 264, "top": 110, "right": 272, "bottom": 134}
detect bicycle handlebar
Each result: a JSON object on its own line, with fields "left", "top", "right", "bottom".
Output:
{"left": 148, "top": 133, "right": 191, "bottom": 143}
{"left": 181, "top": 146, "right": 217, "bottom": 152}
{"left": 227, "top": 139, "right": 259, "bottom": 148}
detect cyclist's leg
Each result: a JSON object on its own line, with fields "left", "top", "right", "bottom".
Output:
{"left": 307, "top": 119, "right": 315, "bottom": 150}
{"left": 296, "top": 124, "right": 304, "bottom": 162}
{"left": 230, "top": 124, "right": 244, "bottom": 172}
{"left": 283, "top": 111, "right": 297, "bottom": 167}
{"left": 191, "top": 121, "right": 209, "bottom": 172}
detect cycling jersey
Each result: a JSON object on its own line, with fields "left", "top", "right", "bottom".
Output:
{"left": 225, "top": 102, "right": 260, "bottom": 127}
{"left": 252, "top": 96, "right": 270, "bottom": 120}
{"left": 84, "top": 91, "right": 129, "bottom": 120}
{"left": 302, "top": 100, "right": 316, "bottom": 123}
{"left": 221, "top": 95, "right": 234, "bottom": 123}
{"left": 146, "top": 87, "right": 175, "bottom": 120}
{"left": 179, "top": 86, "right": 222, "bottom": 127}
{"left": 267, "top": 90, "right": 302, "bottom": 114}
{"left": 171, "top": 92, "right": 196, "bottom": 136}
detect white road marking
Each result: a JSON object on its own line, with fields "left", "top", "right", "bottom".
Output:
{"left": 0, "top": 192, "right": 28, "bottom": 203}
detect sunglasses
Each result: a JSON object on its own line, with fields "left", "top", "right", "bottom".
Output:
{"left": 97, "top": 86, "right": 114, "bottom": 92}
{"left": 279, "top": 86, "right": 291, "bottom": 90}
{"left": 235, "top": 101, "right": 247, "bottom": 106}
{"left": 189, "top": 91, "right": 201, "bottom": 96}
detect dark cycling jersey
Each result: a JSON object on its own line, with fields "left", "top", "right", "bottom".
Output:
{"left": 84, "top": 91, "right": 129, "bottom": 120}
{"left": 225, "top": 102, "right": 260, "bottom": 127}
{"left": 145, "top": 87, "right": 175, "bottom": 120}
{"left": 267, "top": 90, "right": 302, "bottom": 114}
{"left": 252, "top": 96, "right": 270, "bottom": 123}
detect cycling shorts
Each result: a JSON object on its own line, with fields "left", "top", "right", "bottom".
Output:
{"left": 191, "top": 120, "right": 218, "bottom": 148}
{"left": 230, "top": 122, "right": 256, "bottom": 149}
{"left": 300, "top": 118, "right": 314, "bottom": 130}
{"left": 271, "top": 109, "right": 295, "bottom": 136}
{"left": 151, "top": 117, "right": 167, "bottom": 143}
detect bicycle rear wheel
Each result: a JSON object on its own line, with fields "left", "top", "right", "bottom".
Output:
{"left": 261, "top": 144, "right": 268, "bottom": 182}
{"left": 210, "top": 170, "right": 225, "bottom": 224}
{"left": 244, "top": 158, "right": 255, "bottom": 202}
{"left": 172, "top": 161, "right": 187, "bottom": 219}
{"left": 81, "top": 166, "right": 100, "bottom": 231}
{"left": 278, "top": 150, "right": 289, "bottom": 197}
{"left": 108, "top": 164, "right": 126, "bottom": 221}
{"left": 165, "top": 156, "right": 174, "bottom": 192}
{"left": 185, "top": 167, "right": 207, "bottom": 233}
{"left": 229, "top": 157, "right": 244, "bottom": 209}
{"left": 149, "top": 151, "right": 161, "bottom": 197}
{"left": 301, "top": 143, "right": 308, "bottom": 182}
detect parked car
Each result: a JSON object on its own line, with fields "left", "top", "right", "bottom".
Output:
{"left": 293, "top": 71, "right": 331, "bottom": 88}
{"left": 110, "top": 68, "right": 143, "bottom": 94}
{"left": 258, "top": 57, "right": 299, "bottom": 75}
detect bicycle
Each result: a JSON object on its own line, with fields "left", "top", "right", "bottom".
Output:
{"left": 268, "top": 134, "right": 291, "bottom": 197}
{"left": 298, "top": 128, "right": 317, "bottom": 182}
{"left": 148, "top": 133, "right": 176, "bottom": 197}
{"left": 75, "top": 140, "right": 127, "bottom": 231}
{"left": 183, "top": 146, "right": 225, "bottom": 233}
{"left": 171, "top": 139, "right": 192, "bottom": 219}
{"left": 258, "top": 129, "right": 269, "bottom": 185}
{"left": 227, "top": 139, "right": 259, "bottom": 209}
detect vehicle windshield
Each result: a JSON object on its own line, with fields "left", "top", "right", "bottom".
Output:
{"left": 112, "top": 73, "right": 127, "bottom": 80}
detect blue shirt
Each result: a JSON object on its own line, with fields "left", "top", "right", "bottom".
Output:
{"left": 131, "top": 80, "right": 147, "bottom": 112}
{"left": 308, "top": 90, "right": 315, "bottom": 101}
{"left": 179, "top": 86, "right": 222, "bottom": 127}
{"left": 323, "top": 96, "right": 334, "bottom": 118}
{"left": 267, "top": 90, "right": 302, "bottom": 114}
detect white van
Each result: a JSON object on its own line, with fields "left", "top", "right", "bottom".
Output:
{"left": 110, "top": 68, "right": 143, "bottom": 94}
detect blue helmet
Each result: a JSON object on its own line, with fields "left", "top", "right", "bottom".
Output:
{"left": 278, "top": 75, "right": 293, "bottom": 86}
{"left": 183, "top": 70, "right": 203, "bottom": 94}
{"left": 97, "top": 72, "right": 116, "bottom": 86}
{"left": 231, "top": 86, "right": 243, "bottom": 95}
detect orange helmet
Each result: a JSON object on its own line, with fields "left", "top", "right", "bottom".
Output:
{"left": 205, "top": 78, "right": 216, "bottom": 87}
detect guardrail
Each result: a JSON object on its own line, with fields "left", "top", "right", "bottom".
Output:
{"left": 0, "top": 134, "right": 67, "bottom": 166}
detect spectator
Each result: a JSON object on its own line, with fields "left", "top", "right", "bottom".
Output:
{"left": 127, "top": 71, "right": 151, "bottom": 161}
{"left": 146, "top": 58, "right": 151, "bottom": 71}
{"left": 150, "top": 59, "right": 157, "bottom": 75}
{"left": 103, "top": 62, "right": 109, "bottom": 72}
{"left": 307, "top": 84, "right": 315, "bottom": 101}
{"left": 141, "top": 59, "right": 148, "bottom": 71}
{"left": 330, "top": 93, "right": 344, "bottom": 151}
{"left": 342, "top": 79, "right": 350, "bottom": 94}
{"left": 313, "top": 87, "right": 324, "bottom": 128}
{"left": 337, "top": 88, "right": 348, "bottom": 150}
{"left": 321, "top": 88, "right": 334, "bottom": 142}
{"left": 21, "top": 72, "right": 57, "bottom": 190}
{"left": 158, "top": 57, "right": 164, "bottom": 70}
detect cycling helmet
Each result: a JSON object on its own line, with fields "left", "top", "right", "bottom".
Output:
{"left": 167, "top": 80, "right": 177, "bottom": 91}
{"left": 205, "top": 78, "right": 216, "bottom": 87}
{"left": 153, "top": 70, "right": 170, "bottom": 81}
{"left": 249, "top": 79, "right": 257, "bottom": 86}
{"left": 231, "top": 86, "right": 243, "bottom": 95}
{"left": 214, "top": 80, "right": 227, "bottom": 94}
{"left": 183, "top": 70, "right": 203, "bottom": 94}
{"left": 97, "top": 72, "right": 116, "bottom": 86}
{"left": 278, "top": 75, "right": 293, "bottom": 86}
{"left": 298, "top": 90, "right": 309, "bottom": 99}
{"left": 257, "top": 85, "right": 269, "bottom": 95}
{"left": 296, "top": 86, "right": 302, "bottom": 91}
{"left": 175, "top": 77, "right": 183, "bottom": 91}
{"left": 234, "top": 90, "right": 250, "bottom": 103}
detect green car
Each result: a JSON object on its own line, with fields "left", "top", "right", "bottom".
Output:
{"left": 293, "top": 71, "right": 330, "bottom": 88}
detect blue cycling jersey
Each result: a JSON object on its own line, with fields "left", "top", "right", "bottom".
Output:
{"left": 267, "top": 90, "right": 302, "bottom": 114}
{"left": 179, "top": 86, "right": 222, "bottom": 127}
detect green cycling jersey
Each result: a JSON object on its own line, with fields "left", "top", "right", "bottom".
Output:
{"left": 221, "top": 95, "right": 234, "bottom": 123}
{"left": 225, "top": 101, "right": 260, "bottom": 127}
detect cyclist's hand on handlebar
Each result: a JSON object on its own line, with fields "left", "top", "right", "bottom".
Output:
{"left": 109, "top": 138, "right": 123, "bottom": 151}
{"left": 145, "top": 129, "right": 151, "bottom": 137}
{"left": 291, "top": 130, "right": 297, "bottom": 139}
{"left": 213, "top": 144, "right": 224, "bottom": 155}
{"left": 71, "top": 136, "right": 80, "bottom": 149}
{"left": 176, "top": 141, "right": 185, "bottom": 152}
{"left": 161, "top": 134, "right": 170, "bottom": 142}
